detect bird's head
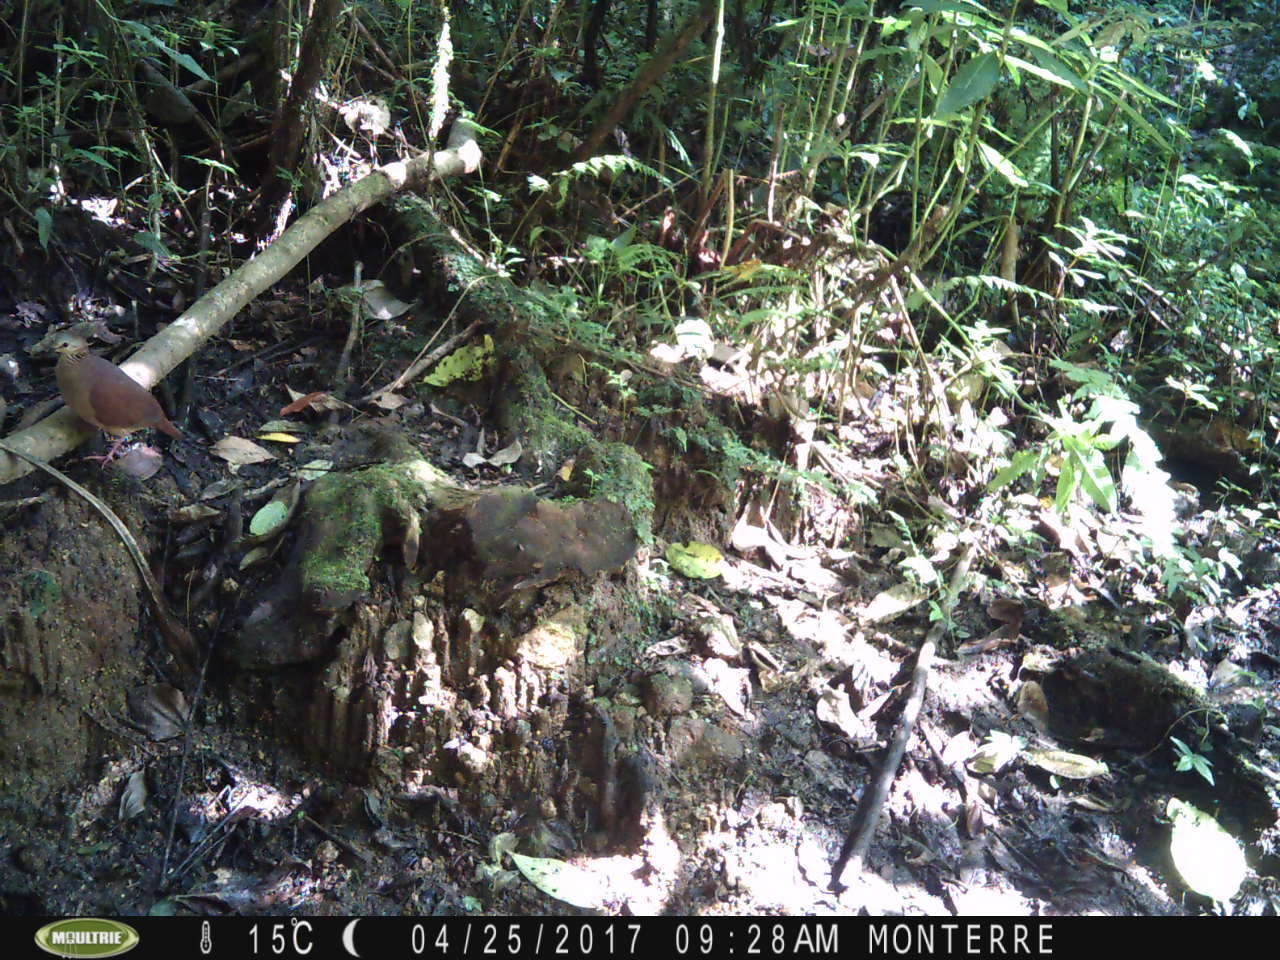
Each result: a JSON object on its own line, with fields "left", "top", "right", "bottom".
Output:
{"left": 50, "top": 331, "right": 91, "bottom": 358}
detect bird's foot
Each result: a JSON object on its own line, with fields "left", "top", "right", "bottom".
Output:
{"left": 84, "top": 437, "right": 133, "bottom": 467}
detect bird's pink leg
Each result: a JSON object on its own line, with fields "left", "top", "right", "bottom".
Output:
{"left": 83, "top": 434, "right": 132, "bottom": 467}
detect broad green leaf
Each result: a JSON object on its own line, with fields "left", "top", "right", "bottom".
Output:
{"left": 959, "top": 274, "right": 1050, "bottom": 299}
{"left": 1005, "top": 53, "right": 1086, "bottom": 92}
{"left": 173, "top": 52, "right": 212, "bottom": 82}
{"left": 611, "top": 224, "right": 637, "bottom": 250}
{"left": 135, "top": 231, "right": 174, "bottom": 259}
{"left": 1171, "top": 737, "right": 1215, "bottom": 784}
{"left": 1101, "top": 94, "right": 1177, "bottom": 154}
{"left": 1095, "top": 62, "right": 1178, "bottom": 108}
{"left": 976, "top": 140, "right": 1029, "bottom": 187}
{"left": 248, "top": 481, "right": 299, "bottom": 539}
{"left": 969, "top": 732, "right": 1025, "bottom": 774}
{"left": 249, "top": 499, "right": 289, "bottom": 538}
{"left": 121, "top": 20, "right": 212, "bottom": 81}
{"left": 922, "top": 53, "right": 944, "bottom": 95}
{"left": 1007, "top": 26, "right": 1063, "bottom": 56}
{"left": 935, "top": 52, "right": 1000, "bottom": 118}
{"left": 298, "top": 459, "right": 333, "bottom": 482}
{"left": 239, "top": 546, "right": 271, "bottom": 570}
{"left": 70, "top": 147, "right": 117, "bottom": 170}
{"left": 989, "top": 449, "right": 1040, "bottom": 491}
{"left": 1076, "top": 449, "right": 1116, "bottom": 511}
{"left": 424, "top": 335, "right": 495, "bottom": 386}
{"left": 1027, "top": 47, "right": 1089, "bottom": 90}
{"left": 1052, "top": 358, "right": 1120, "bottom": 396}
{"left": 862, "top": 46, "right": 912, "bottom": 59}
{"left": 862, "top": 581, "right": 928, "bottom": 623}
{"left": 908, "top": 0, "right": 996, "bottom": 20}
{"left": 509, "top": 852, "right": 606, "bottom": 910}
{"left": 35, "top": 207, "right": 53, "bottom": 251}
{"left": 186, "top": 155, "right": 237, "bottom": 175}
{"left": 1054, "top": 457, "right": 1076, "bottom": 511}
{"left": 900, "top": 555, "right": 939, "bottom": 585}
{"left": 1217, "top": 129, "right": 1253, "bottom": 160}
{"left": 1056, "top": 18, "right": 1094, "bottom": 47}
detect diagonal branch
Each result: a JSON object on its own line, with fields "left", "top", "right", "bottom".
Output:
{"left": 0, "top": 121, "right": 480, "bottom": 486}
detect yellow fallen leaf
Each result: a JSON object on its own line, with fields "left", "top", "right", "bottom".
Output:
{"left": 1024, "top": 748, "right": 1108, "bottom": 780}
{"left": 666, "top": 542, "right": 724, "bottom": 579}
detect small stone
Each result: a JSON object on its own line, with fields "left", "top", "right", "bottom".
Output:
{"left": 315, "top": 840, "right": 340, "bottom": 864}
{"left": 643, "top": 672, "right": 694, "bottom": 716}
{"left": 14, "top": 844, "right": 49, "bottom": 875}
{"left": 516, "top": 605, "right": 586, "bottom": 671}
{"left": 412, "top": 611, "right": 434, "bottom": 650}
{"left": 382, "top": 620, "right": 412, "bottom": 660}
{"left": 456, "top": 742, "right": 488, "bottom": 778}
{"left": 695, "top": 613, "right": 742, "bottom": 661}
{"left": 668, "top": 717, "right": 745, "bottom": 767}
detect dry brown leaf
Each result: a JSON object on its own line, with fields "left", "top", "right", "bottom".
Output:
{"left": 171, "top": 503, "right": 221, "bottom": 524}
{"left": 112, "top": 444, "right": 164, "bottom": 480}
{"left": 1037, "top": 508, "right": 1091, "bottom": 556}
{"left": 1016, "top": 680, "right": 1051, "bottom": 733}
{"left": 211, "top": 436, "right": 276, "bottom": 467}
{"left": 280, "top": 390, "right": 333, "bottom": 415}
{"left": 987, "top": 596, "right": 1025, "bottom": 626}
{"left": 372, "top": 392, "right": 410, "bottom": 411}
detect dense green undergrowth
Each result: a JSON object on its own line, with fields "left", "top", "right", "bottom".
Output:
{"left": 1, "top": 0, "right": 1277, "bottom": 608}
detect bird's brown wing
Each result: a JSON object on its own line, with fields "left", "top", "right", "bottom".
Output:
{"left": 82, "top": 355, "right": 165, "bottom": 434}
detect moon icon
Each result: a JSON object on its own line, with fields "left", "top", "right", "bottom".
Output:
{"left": 342, "top": 919, "right": 361, "bottom": 958}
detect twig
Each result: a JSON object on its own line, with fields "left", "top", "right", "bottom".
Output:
{"left": 352, "top": 12, "right": 402, "bottom": 78}
{"left": 157, "top": 622, "right": 222, "bottom": 893}
{"left": 830, "top": 539, "right": 976, "bottom": 890}
{"left": 301, "top": 815, "right": 374, "bottom": 864}
{"left": 0, "top": 439, "right": 198, "bottom": 676}
{"left": 363, "top": 319, "right": 483, "bottom": 404}
{"left": 429, "top": 403, "right": 471, "bottom": 429}
{"left": 189, "top": 488, "right": 243, "bottom": 610}
{"left": 161, "top": 781, "right": 247, "bottom": 890}
{"left": 332, "top": 261, "right": 364, "bottom": 395}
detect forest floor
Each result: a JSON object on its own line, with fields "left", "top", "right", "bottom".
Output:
{"left": 1, "top": 251, "right": 1279, "bottom": 920}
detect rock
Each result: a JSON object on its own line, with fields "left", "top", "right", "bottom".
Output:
{"left": 668, "top": 717, "right": 745, "bottom": 767}
{"left": 694, "top": 613, "right": 742, "bottom": 661}
{"left": 643, "top": 673, "right": 694, "bottom": 716}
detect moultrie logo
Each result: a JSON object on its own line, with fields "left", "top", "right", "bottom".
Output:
{"left": 34, "top": 919, "right": 141, "bottom": 958}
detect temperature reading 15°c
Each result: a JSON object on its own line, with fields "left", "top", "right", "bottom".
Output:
{"left": 249, "top": 919, "right": 313, "bottom": 955}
